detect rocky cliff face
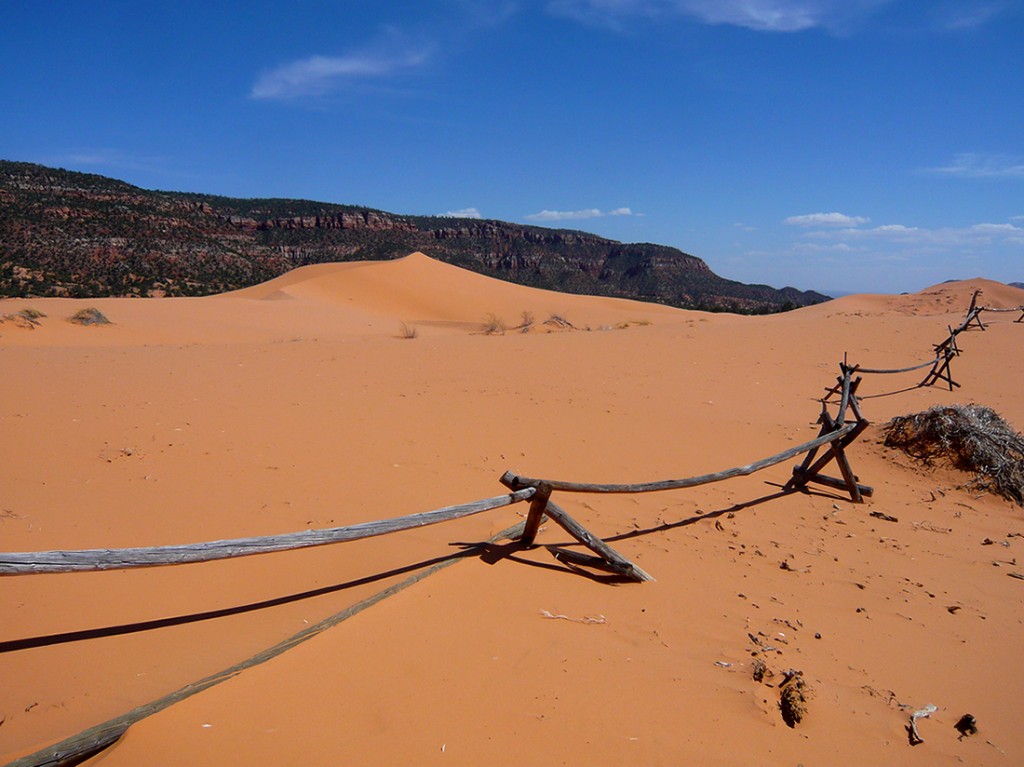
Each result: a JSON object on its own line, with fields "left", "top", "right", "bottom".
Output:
{"left": 0, "top": 160, "right": 828, "bottom": 311}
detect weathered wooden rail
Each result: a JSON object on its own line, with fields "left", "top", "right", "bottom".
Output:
{"left": 500, "top": 424, "right": 859, "bottom": 496}
{"left": 0, "top": 490, "right": 535, "bottom": 575}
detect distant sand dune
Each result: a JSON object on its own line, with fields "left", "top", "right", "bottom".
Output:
{"left": 798, "top": 277, "right": 1024, "bottom": 319}
{"left": 231, "top": 251, "right": 683, "bottom": 330}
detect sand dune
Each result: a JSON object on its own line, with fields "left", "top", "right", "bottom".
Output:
{"left": 230, "top": 251, "right": 683, "bottom": 331}
{"left": 803, "top": 277, "right": 1024, "bottom": 319}
{"left": 0, "top": 254, "right": 681, "bottom": 349}
{"left": 1, "top": 259, "right": 1022, "bottom": 766}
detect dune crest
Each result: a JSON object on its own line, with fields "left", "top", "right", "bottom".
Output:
{"left": 232, "top": 251, "right": 681, "bottom": 329}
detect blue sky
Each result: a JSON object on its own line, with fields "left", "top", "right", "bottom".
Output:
{"left": 3, "top": 1, "right": 1022, "bottom": 294}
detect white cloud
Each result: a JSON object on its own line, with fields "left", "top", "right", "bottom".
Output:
{"left": 791, "top": 242, "right": 861, "bottom": 253}
{"left": 442, "top": 208, "right": 483, "bottom": 219}
{"left": 251, "top": 49, "right": 430, "bottom": 100}
{"left": 783, "top": 211, "right": 870, "bottom": 227}
{"left": 526, "top": 208, "right": 604, "bottom": 221}
{"left": 871, "top": 224, "right": 919, "bottom": 234}
{"left": 677, "top": 0, "right": 829, "bottom": 31}
{"left": 525, "top": 207, "right": 638, "bottom": 221}
{"left": 547, "top": 0, "right": 888, "bottom": 32}
{"left": 969, "top": 222, "right": 1019, "bottom": 234}
{"left": 806, "top": 220, "right": 1023, "bottom": 247}
{"left": 926, "top": 153, "right": 1024, "bottom": 179}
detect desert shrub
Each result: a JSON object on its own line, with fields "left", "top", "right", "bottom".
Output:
{"left": 68, "top": 307, "right": 111, "bottom": 325}
{"left": 543, "top": 313, "right": 574, "bottom": 329}
{"left": 517, "top": 310, "right": 535, "bottom": 332}
{"left": 398, "top": 321, "right": 418, "bottom": 339}
{"left": 480, "top": 313, "right": 506, "bottom": 335}
{"left": 884, "top": 404, "right": 1024, "bottom": 505}
{"left": 18, "top": 307, "right": 46, "bottom": 323}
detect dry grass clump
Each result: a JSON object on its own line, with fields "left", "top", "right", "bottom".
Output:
{"left": 543, "top": 313, "right": 574, "bottom": 329}
{"left": 18, "top": 308, "right": 47, "bottom": 324}
{"left": 398, "top": 321, "right": 418, "bottom": 339}
{"left": 480, "top": 313, "right": 507, "bottom": 335}
{"left": 884, "top": 404, "right": 1024, "bottom": 505}
{"left": 68, "top": 307, "right": 111, "bottom": 326}
{"left": 1, "top": 307, "right": 47, "bottom": 329}
{"left": 516, "top": 311, "right": 535, "bottom": 333}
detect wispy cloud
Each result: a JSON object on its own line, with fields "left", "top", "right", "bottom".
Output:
{"left": 250, "top": 3, "right": 520, "bottom": 102}
{"left": 805, "top": 220, "right": 1024, "bottom": 247}
{"left": 935, "top": 3, "right": 1003, "bottom": 30}
{"left": 547, "top": 0, "right": 889, "bottom": 32}
{"left": 49, "top": 148, "right": 181, "bottom": 177}
{"left": 784, "top": 211, "right": 870, "bottom": 227}
{"left": 743, "top": 212, "right": 1022, "bottom": 293}
{"left": 925, "top": 153, "right": 1024, "bottom": 179}
{"left": 526, "top": 208, "right": 603, "bottom": 221}
{"left": 525, "top": 206, "right": 637, "bottom": 221}
{"left": 251, "top": 47, "right": 430, "bottom": 100}
{"left": 442, "top": 207, "right": 484, "bottom": 219}
{"left": 790, "top": 241, "right": 862, "bottom": 253}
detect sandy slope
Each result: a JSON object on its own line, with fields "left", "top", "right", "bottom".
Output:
{"left": 1, "top": 256, "right": 1022, "bottom": 766}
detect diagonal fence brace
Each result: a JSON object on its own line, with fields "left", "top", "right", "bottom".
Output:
{"left": 499, "top": 475, "right": 652, "bottom": 581}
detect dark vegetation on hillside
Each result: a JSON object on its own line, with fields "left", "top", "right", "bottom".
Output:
{"left": 0, "top": 161, "right": 828, "bottom": 312}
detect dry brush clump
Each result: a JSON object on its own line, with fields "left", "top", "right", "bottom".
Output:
{"left": 397, "top": 321, "right": 418, "bottom": 339}
{"left": 884, "top": 404, "right": 1024, "bottom": 505}
{"left": 516, "top": 310, "right": 535, "bottom": 332}
{"left": 1, "top": 307, "right": 47, "bottom": 329}
{"left": 68, "top": 307, "right": 111, "bottom": 326}
{"left": 18, "top": 307, "right": 46, "bottom": 324}
{"left": 542, "top": 313, "right": 575, "bottom": 331}
{"left": 480, "top": 313, "right": 507, "bottom": 335}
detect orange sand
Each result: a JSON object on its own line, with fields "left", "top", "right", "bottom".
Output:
{"left": 1, "top": 255, "right": 1022, "bottom": 766}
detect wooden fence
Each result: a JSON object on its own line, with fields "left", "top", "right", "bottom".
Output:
{"left": 1, "top": 291, "right": 1019, "bottom": 585}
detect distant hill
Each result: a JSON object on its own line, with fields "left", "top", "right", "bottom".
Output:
{"left": 1011, "top": 282, "right": 1024, "bottom": 290}
{"left": 0, "top": 160, "right": 828, "bottom": 313}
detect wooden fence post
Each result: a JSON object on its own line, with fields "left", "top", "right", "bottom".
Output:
{"left": 520, "top": 483, "right": 552, "bottom": 546}
{"left": 785, "top": 377, "right": 871, "bottom": 503}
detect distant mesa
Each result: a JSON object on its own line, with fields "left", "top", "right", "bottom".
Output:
{"left": 0, "top": 160, "right": 827, "bottom": 313}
